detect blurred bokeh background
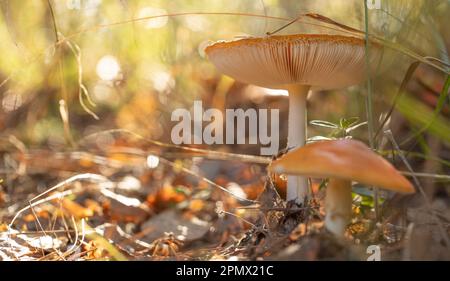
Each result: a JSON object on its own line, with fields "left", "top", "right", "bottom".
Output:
{"left": 0, "top": 0, "right": 448, "bottom": 184}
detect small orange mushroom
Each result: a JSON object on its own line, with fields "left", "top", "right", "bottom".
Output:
{"left": 269, "top": 139, "right": 414, "bottom": 237}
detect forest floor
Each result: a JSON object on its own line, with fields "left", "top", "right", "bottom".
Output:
{"left": 1, "top": 136, "right": 449, "bottom": 261}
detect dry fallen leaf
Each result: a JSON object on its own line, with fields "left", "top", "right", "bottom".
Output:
{"left": 84, "top": 240, "right": 105, "bottom": 260}
{"left": 146, "top": 184, "right": 186, "bottom": 212}
{"left": 140, "top": 209, "right": 210, "bottom": 243}
{"left": 61, "top": 198, "right": 94, "bottom": 219}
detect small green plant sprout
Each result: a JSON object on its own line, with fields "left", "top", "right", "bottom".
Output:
{"left": 351, "top": 184, "right": 386, "bottom": 213}
{"left": 310, "top": 117, "right": 368, "bottom": 140}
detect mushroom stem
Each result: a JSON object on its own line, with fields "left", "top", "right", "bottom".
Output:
{"left": 325, "top": 178, "right": 352, "bottom": 237}
{"left": 286, "top": 85, "right": 311, "bottom": 203}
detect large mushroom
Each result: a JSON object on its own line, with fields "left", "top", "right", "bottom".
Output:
{"left": 205, "top": 34, "right": 382, "bottom": 203}
{"left": 269, "top": 139, "right": 415, "bottom": 237}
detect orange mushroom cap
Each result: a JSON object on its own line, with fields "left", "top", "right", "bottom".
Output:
{"left": 205, "top": 34, "right": 382, "bottom": 90}
{"left": 269, "top": 139, "right": 415, "bottom": 193}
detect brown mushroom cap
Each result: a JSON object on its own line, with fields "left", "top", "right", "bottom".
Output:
{"left": 205, "top": 34, "right": 381, "bottom": 90}
{"left": 269, "top": 139, "right": 415, "bottom": 193}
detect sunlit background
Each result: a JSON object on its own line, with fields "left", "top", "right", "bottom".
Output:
{"left": 0, "top": 0, "right": 448, "bottom": 157}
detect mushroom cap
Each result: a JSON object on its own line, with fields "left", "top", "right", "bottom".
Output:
{"left": 269, "top": 139, "right": 414, "bottom": 193}
{"left": 205, "top": 34, "right": 382, "bottom": 91}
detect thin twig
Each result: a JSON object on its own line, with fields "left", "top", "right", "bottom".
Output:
{"left": 79, "top": 129, "right": 271, "bottom": 164}
{"left": 8, "top": 174, "right": 108, "bottom": 230}
{"left": 363, "top": 2, "right": 379, "bottom": 221}
{"left": 400, "top": 172, "right": 450, "bottom": 181}
{"left": 157, "top": 157, "right": 258, "bottom": 204}
{"left": 219, "top": 210, "right": 257, "bottom": 228}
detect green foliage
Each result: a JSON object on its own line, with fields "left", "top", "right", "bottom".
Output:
{"left": 397, "top": 92, "right": 450, "bottom": 144}
{"left": 310, "top": 117, "right": 367, "bottom": 139}
{"left": 352, "top": 189, "right": 385, "bottom": 210}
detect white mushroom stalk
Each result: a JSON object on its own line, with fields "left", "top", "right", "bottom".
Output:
{"left": 286, "top": 85, "right": 310, "bottom": 202}
{"left": 324, "top": 178, "right": 352, "bottom": 237}
{"left": 206, "top": 34, "right": 383, "bottom": 204}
